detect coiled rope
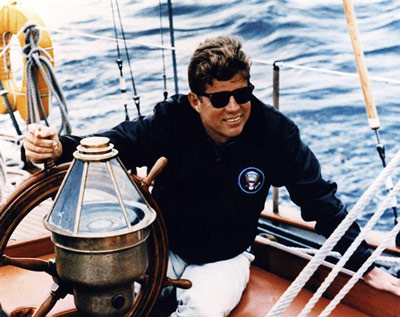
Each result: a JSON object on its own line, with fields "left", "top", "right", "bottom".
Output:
{"left": 266, "top": 147, "right": 400, "bottom": 316}
{"left": 23, "top": 23, "right": 71, "bottom": 135}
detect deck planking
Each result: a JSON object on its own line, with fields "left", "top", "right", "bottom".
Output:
{"left": 8, "top": 199, "right": 53, "bottom": 244}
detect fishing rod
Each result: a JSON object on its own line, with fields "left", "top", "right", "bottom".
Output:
{"left": 342, "top": 0, "right": 399, "bottom": 244}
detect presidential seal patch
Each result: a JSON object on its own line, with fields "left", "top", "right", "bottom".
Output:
{"left": 238, "top": 167, "right": 265, "bottom": 194}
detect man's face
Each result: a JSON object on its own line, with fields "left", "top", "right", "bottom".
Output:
{"left": 189, "top": 74, "right": 251, "bottom": 143}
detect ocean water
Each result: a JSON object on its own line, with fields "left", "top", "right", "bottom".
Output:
{"left": 1, "top": 0, "right": 399, "bottom": 230}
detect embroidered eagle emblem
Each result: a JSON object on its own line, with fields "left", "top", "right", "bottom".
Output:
{"left": 238, "top": 167, "right": 265, "bottom": 194}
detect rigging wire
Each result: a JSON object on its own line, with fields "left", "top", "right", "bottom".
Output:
{"left": 159, "top": 0, "right": 168, "bottom": 100}
{"left": 110, "top": 0, "right": 129, "bottom": 121}
{"left": 167, "top": 0, "right": 179, "bottom": 94}
{"left": 114, "top": 0, "right": 141, "bottom": 116}
{"left": 19, "top": 26, "right": 400, "bottom": 86}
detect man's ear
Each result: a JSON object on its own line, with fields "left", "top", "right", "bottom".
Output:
{"left": 188, "top": 92, "right": 200, "bottom": 113}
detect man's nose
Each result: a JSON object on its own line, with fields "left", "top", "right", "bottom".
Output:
{"left": 225, "top": 95, "right": 239, "bottom": 111}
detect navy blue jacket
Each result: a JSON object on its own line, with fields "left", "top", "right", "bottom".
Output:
{"left": 59, "top": 94, "right": 371, "bottom": 271}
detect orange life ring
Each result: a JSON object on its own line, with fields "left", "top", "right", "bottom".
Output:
{"left": 0, "top": 1, "right": 54, "bottom": 121}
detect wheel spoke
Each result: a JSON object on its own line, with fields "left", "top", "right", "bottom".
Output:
{"left": 31, "top": 283, "right": 69, "bottom": 317}
{"left": 2, "top": 255, "right": 57, "bottom": 276}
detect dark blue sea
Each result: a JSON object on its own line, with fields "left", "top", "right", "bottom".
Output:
{"left": 1, "top": 0, "right": 399, "bottom": 230}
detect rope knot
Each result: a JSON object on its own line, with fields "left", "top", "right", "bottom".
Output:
{"left": 23, "top": 22, "right": 40, "bottom": 46}
{"left": 22, "top": 23, "right": 42, "bottom": 60}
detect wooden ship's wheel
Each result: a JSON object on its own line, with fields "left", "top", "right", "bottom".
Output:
{"left": 0, "top": 162, "right": 190, "bottom": 316}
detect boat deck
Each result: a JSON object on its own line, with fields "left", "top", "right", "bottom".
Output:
{"left": 0, "top": 252, "right": 367, "bottom": 317}
{"left": 8, "top": 199, "right": 52, "bottom": 243}
{"left": 2, "top": 201, "right": 399, "bottom": 316}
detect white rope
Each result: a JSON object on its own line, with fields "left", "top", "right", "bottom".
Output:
{"left": 288, "top": 247, "right": 342, "bottom": 259}
{"left": 376, "top": 255, "right": 400, "bottom": 264}
{"left": 271, "top": 61, "right": 400, "bottom": 85}
{"left": 299, "top": 177, "right": 400, "bottom": 316}
{"left": 289, "top": 247, "right": 400, "bottom": 265}
{"left": 321, "top": 217, "right": 400, "bottom": 316}
{"left": 266, "top": 148, "right": 400, "bottom": 317}
{"left": 39, "top": 26, "right": 193, "bottom": 53}
{"left": 0, "top": 27, "right": 25, "bottom": 59}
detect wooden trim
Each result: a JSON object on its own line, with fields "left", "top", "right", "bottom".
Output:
{"left": 5, "top": 234, "right": 53, "bottom": 258}
{"left": 261, "top": 207, "right": 400, "bottom": 255}
{"left": 253, "top": 236, "right": 400, "bottom": 316}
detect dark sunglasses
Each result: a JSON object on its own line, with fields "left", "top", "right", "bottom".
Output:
{"left": 198, "top": 83, "right": 254, "bottom": 109}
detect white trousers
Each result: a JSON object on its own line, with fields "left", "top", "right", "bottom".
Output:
{"left": 164, "top": 250, "right": 255, "bottom": 317}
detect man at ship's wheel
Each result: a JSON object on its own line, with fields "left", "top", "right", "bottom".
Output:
{"left": 24, "top": 36, "right": 400, "bottom": 316}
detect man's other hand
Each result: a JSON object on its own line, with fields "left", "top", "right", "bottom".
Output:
{"left": 364, "top": 266, "right": 400, "bottom": 296}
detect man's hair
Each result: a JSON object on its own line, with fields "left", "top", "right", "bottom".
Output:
{"left": 188, "top": 36, "right": 250, "bottom": 95}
